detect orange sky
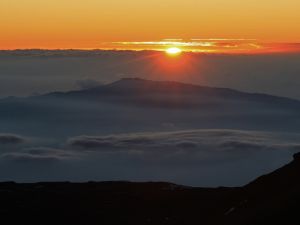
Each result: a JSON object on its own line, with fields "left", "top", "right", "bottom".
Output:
{"left": 1, "top": 0, "right": 300, "bottom": 50}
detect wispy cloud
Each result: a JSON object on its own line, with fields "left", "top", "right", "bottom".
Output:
{"left": 0, "top": 134, "right": 26, "bottom": 145}
{"left": 112, "top": 41, "right": 216, "bottom": 47}
{"left": 67, "top": 129, "right": 299, "bottom": 156}
{"left": 1, "top": 147, "right": 76, "bottom": 163}
{"left": 103, "top": 39, "right": 300, "bottom": 54}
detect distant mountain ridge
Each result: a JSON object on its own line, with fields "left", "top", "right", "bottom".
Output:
{"left": 41, "top": 78, "right": 300, "bottom": 109}
{"left": 48, "top": 77, "right": 296, "bottom": 98}
{"left": 1, "top": 78, "right": 300, "bottom": 136}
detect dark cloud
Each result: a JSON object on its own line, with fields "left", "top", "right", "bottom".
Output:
{"left": 67, "top": 129, "right": 276, "bottom": 155}
{"left": 65, "top": 129, "right": 300, "bottom": 166}
{"left": 1, "top": 147, "right": 75, "bottom": 163}
{"left": 1, "top": 152, "right": 62, "bottom": 163}
{"left": 0, "top": 134, "right": 26, "bottom": 145}
{"left": 1, "top": 130, "right": 298, "bottom": 167}
{"left": 0, "top": 129, "right": 299, "bottom": 186}
{"left": 219, "top": 141, "right": 266, "bottom": 152}
{"left": 175, "top": 141, "right": 199, "bottom": 148}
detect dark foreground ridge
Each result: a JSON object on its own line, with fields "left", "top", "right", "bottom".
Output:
{"left": 1, "top": 153, "right": 300, "bottom": 225}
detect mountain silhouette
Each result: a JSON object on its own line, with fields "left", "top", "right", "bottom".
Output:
{"left": 1, "top": 78, "right": 300, "bottom": 137}
{"left": 0, "top": 153, "right": 300, "bottom": 225}
{"left": 44, "top": 78, "right": 300, "bottom": 109}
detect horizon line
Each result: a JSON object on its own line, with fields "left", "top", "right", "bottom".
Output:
{"left": 1, "top": 47, "right": 300, "bottom": 55}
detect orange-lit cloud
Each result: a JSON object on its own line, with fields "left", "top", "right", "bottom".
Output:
{"left": 102, "top": 40, "right": 300, "bottom": 54}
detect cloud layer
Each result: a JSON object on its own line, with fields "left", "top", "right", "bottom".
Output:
{"left": 67, "top": 129, "right": 285, "bottom": 152}
{"left": 0, "top": 134, "right": 26, "bottom": 145}
{"left": 67, "top": 129, "right": 300, "bottom": 164}
{"left": 1, "top": 147, "right": 75, "bottom": 163}
{"left": 0, "top": 129, "right": 299, "bottom": 186}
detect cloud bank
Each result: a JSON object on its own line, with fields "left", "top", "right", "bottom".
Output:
{"left": 0, "top": 129, "right": 299, "bottom": 186}
{"left": 66, "top": 129, "right": 300, "bottom": 167}
{"left": 1, "top": 147, "right": 75, "bottom": 163}
{"left": 0, "top": 134, "right": 26, "bottom": 145}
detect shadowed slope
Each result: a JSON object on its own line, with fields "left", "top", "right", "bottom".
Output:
{"left": 1, "top": 153, "right": 300, "bottom": 225}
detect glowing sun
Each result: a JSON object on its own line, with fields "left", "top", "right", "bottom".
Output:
{"left": 166, "top": 47, "right": 182, "bottom": 56}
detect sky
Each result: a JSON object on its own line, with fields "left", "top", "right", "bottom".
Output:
{"left": 1, "top": 0, "right": 300, "bottom": 50}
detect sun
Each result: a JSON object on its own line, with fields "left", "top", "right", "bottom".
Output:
{"left": 166, "top": 47, "right": 182, "bottom": 56}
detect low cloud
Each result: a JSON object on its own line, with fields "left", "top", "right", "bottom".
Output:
{"left": 1, "top": 129, "right": 299, "bottom": 186}
{"left": 219, "top": 141, "right": 266, "bottom": 152}
{"left": 65, "top": 129, "right": 300, "bottom": 167}
{"left": 66, "top": 130, "right": 286, "bottom": 162}
{"left": 0, "top": 134, "right": 26, "bottom": 145}
{"left": 2, "top": 130, "right": 298, "bottom": 165}
{"left": 67, "top": 129, "right": 272, "bottom": 152}
{"left": 1, "top": 147, "right": 75, "bottom": 163}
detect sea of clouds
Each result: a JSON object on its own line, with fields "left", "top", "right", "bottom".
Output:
{"left": 0, "top": 129, "right": 299, "bottom": 186}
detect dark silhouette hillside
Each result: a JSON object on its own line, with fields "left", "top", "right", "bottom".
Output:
{"left": 1, "top": 153, "right": 300, "bottom": 225}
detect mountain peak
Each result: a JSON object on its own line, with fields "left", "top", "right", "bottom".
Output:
{"left": 119, "top": 77, "right": 148, "bottom": 82}
{"left": 107, "top": 77, "right": 154, "bottom": 87}
{"left": 106, "top": 78, "right": 197, "bottom": 92}
{"left": 107, "top": 78, "right": 207, "bottom": 91}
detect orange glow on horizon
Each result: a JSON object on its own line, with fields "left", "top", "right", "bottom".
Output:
{"left": 1, "top": 0, "right": 300, "bottom": 51}
{"left": 149, "top": 51, "right": 198, "bottom": 81}
{"left": 98, "top": 40, "right": 300, "bottom": 54}
{"left": 1, "top": 40, "right": 299, "bottom": 54}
